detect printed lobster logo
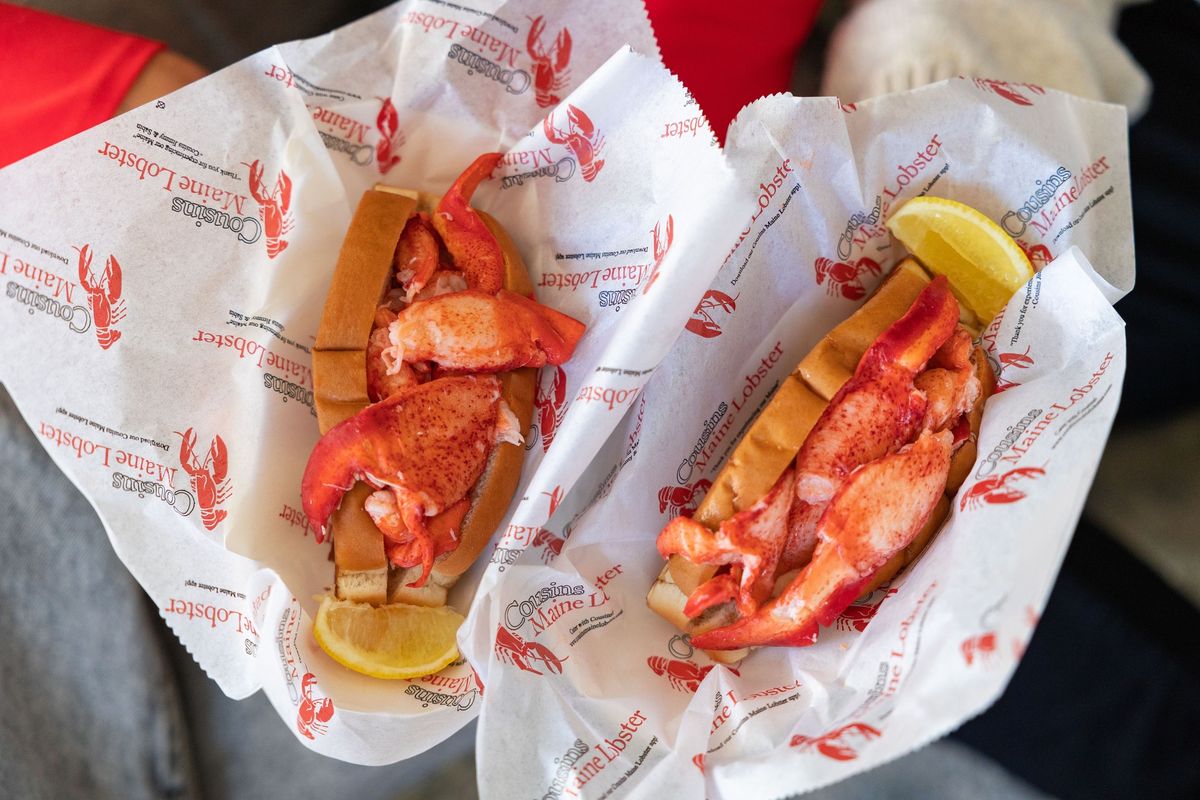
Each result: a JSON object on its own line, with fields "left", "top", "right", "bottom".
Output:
{"left": 815, "top": 256, "right": 881, "bottom": 301}
{"left": 658, "top": 479, "right": 712, "bottom": 520}
{"left": 74, "top": 244, "right": 125, "bottom": 350}
{"left": 176, "top": 427, "right": 232, "bottom": 530}
{"left": 296, "top": 673, "right": 334, "bottom": 739}
{"left": 532, "top": 528, "right": 564, "bottom": 565}
{"left": 375, "top": 97, "right": 405, "bottom": 174}
{"left": 494, "top": 626, "right": 565, "bottom": 675}
{"left": 527, "top": 15, "right": 572, "bottom": 108}
{"left": 244, "top": 159, "right": 293, "bottom": 259}
{"left": 973, "top": 78, "right": 1045, "bottom": 107}
{"left": 642, "top": 214, "right": 674, "bottom": 294}
{"left": 960, "top": 466, "right": 1045, "bottom": 512}
{"left": 791, "top": 723, "right": 882, "bottom": 761}
{"left": 647, "top": 657, "right": 738, "bottom": 693}
{"left": 961, "top": 631, "right": 998, "bottom": 666}
{"left": 535, "top": 365, "right": 568, "bottom": 452}
{"left": 542, "top": 485, "right": 564, "bottom": 518}
{"left": 685, "top": 290, "right": 738, "bottom": 338}
{"left": 692, "top": 754, "right": 705, "bottom": 773}
{"left": 1017, "top": 240, "right": 1053, "bottom": 269}
{"left": 834, "top": 587, "right": 898, "bottom": 632}
{"left": 544, "top": 104, "right": 605, "bottom": 183}
{"left": 994, "top": 345, "right": 1035, "bottom": 392}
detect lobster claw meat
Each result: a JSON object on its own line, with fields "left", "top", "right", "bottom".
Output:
{"left": 301, "top": 375, "right": 503, "bottom": 543}
{"left": 658, "top": 468, "right": 795, "bottom": 616}
{"left": 691, "top": 430, "right": 953, "bottom": 650}
{"left": 432, "top": 152, "right": 505, "bottom": 294}
{"left": 385, "top": 289, "right": 586, "bottom": 373}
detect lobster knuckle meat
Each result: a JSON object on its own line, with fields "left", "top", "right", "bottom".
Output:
{"left": 301, "top": 375, "right": 503, "bottom": 540}
{"left": 433, "top": 152, "right": 505, "bottom": 294}
{"left": 659, "top": 468, "right": 795, "bottom": 616}
{"left": 386, "top": 289, "right": 585, "bottom": 373}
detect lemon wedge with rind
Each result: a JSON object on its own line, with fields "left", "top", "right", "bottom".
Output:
{"left": 313, "top": 596, "right": 463, "bottom": 680}
{"left": 886, "top": 197, "right": 1034, "bottom": 323}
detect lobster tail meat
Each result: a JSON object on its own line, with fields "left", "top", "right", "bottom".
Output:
{"left": 301, "top": 375, "right": 503, "bottom": 541}
{"left": 691, "top": 430, "right": 952, "bottom": 650}
{"left": 385, "top": 289, "right": 586, "bottom": 373}
{"left": 432, "top": 153, "right": 505, "bottom": 294}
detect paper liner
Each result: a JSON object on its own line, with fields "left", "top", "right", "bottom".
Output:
{"left": 0, "top": 0, "right": 1134, "bottom": 790}
{"left": 459, "top": 84, "right": 1131, "bottom": 798}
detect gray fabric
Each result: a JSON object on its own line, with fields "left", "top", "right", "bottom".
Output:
{"left": 0, "top": 386, "right": 479, "bottom": 800}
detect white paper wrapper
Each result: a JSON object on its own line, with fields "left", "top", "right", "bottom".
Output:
{"left": 459, "top": 85, "right": 1133, "bottom": 798}
{"left": 0, "top": 0, "right": 740, "bottom": 764}
{"left": 0, "top": 0, "right": 1134, "bottom": 793}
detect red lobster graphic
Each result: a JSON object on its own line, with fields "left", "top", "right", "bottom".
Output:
{"left": 815, "top": 256, "right": 881, "bottom": 301}
{"left": 542, "top": 485, "right": 564, "bottom": 518}
{"left": 535, "top": 366, "right": 568, "bottom": 452}
{"left": 177, "top": 427, "right": 232, "bottom": 530}
{"left": 973, "top": 78, "right": 1046, "bottom": 107}
{"left": 658, "top": 479, "right": 712, "bottom": 520}
{"left": 642, "top": 214, "right": 674, "bottom": 294}
{"left": 244, "top": 159, "right": 293, "bottom": 259}
{"left": 647, "top": 657, "right": 739, "bottom": 693}
{"left": 296, "top": 673, "right": 334, "bottom": 739}
{"left": 75, "top": 244, "right": 125, "bottom": 350}
{"left": 994, "top": 345, "right": 1035, "bottom": 393}
{"left": 375, "top": 97, "right": 404, "bottom": 174}
{"left": 532, "top": 528, "right": 564, "bottom": 564}
{"left": 692, "top": 754, "right": 705, "bottom": 773}
{"left": 685, "top": 290, "right": 738, "bottom": 338}
{"left": 834, "top": 587, "right": 899, "bottom": 632}
{"left": 494, "top": 626, "right": 565, "bottom": 675}
{"left": 527, "top": 15, "right": 571, "bottom": 108}
{"left": 544, "top": 104, "right": 605, "bottom": 183}
{"left": 959, "top": 466, "right": 1045, "bottom": 512}
{"left": 961, "top": 631, "right": 998, "bottom": 666}
{"left": 1017, "top": 240, "right": 1053, "bottom": 269}
{"left": 791, "top": 722, "right": 882, "bottom": 761}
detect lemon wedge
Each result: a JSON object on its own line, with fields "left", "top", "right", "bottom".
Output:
{"left": 313, "top": 596, "right": 463, "bottom": 680}
{"left": 886, "top": 197, "right": 1034, "bottom": 322}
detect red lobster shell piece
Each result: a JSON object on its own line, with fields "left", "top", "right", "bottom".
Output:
{"left": 690, "top": 429, "right": 952, "bottom": 650}
{"left": 386, "top": 289, "right": 586, "bottom": 372}
{"left": 432, "top": 152, "right": 505, "bottom": 295}
{"left": 301, "top": 375, "right": 502, "bottom": 544}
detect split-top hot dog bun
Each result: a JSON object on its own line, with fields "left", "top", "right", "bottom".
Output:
{"left": 312, "top": 186, "right": 535, "bottom": 608}
{"left": 646, "top": 259, "right": 995, "bottom": 662}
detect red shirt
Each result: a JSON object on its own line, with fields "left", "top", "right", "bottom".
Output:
{"left": 0, "top": 3, "right": 162, "bottom": 168}
{"left": 0, "top": 1, "right": 821, "bottom": 167}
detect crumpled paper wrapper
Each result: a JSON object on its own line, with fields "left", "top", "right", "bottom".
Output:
{"left": 0, "top": 0, "right": 1133, "bottom": 794}
{"left": 459, "top": 84, "right": 1132, "bottom": 798}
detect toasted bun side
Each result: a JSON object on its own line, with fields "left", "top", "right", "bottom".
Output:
{"left": 316, "top": 190, "right": 418, "bottom": 605}
{"left": 946, "top": 346, "right": 996, "bottom": 493}
{"left": 388, "top": 566, "right": 453, "bottom": 607}
{"left": 332, "top": 483, "right": 390, "bottom": 605}
{"left": 431, "top": 212, "right": 537, "bottom": 579}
